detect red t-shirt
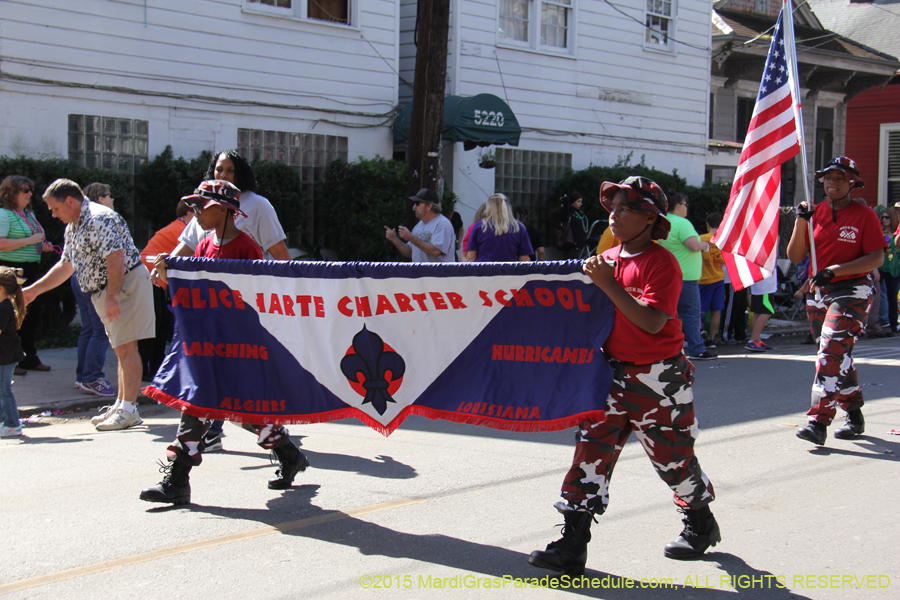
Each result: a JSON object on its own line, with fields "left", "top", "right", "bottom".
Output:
{"left": 196, "top": 230, "right": 263, "bottom": 260}
{"left": 803, "top": 201, "right": 887, "bottom": 283}
{"left": 600, "top": 243, "right": 685, "bottom": 364}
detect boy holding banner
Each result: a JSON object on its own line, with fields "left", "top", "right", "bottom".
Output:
{"left": 529, "top": 177, "right": 718, "bottom": 576}
{"left": 141, "top": 180, "right": 308, "bottom": 505}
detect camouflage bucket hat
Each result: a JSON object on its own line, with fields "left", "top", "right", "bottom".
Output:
{"left": 815, "top": 156, "right": 865, "bottom": 189}
{"left": 181, "top": 179, "right": 246, "bottom": 217}
{"left": 599, "top": 176, "right": 671, "bottom": 240}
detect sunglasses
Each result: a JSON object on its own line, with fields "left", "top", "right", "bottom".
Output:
{"left": 20, "top": 187, "right": 32, "bottom": 194}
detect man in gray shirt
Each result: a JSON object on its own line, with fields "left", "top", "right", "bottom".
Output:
{"left": 384, "top": 188, "right": 456, "bottom": 262}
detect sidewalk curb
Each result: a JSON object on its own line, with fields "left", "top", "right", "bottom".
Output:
{"left": 10, "top": 346, "right": 160, "bottom": 419}
{"left": 18, "top": 393, "right": 157, "bottom": 419}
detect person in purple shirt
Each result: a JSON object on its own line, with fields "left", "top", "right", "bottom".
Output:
{"left": 465, "top": 194, "right": 533, "bottom": 262}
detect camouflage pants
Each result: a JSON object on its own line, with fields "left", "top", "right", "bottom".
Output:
{"left": 804, "top": 276, "right": 873, "bottom": 426}
{"left": 166, "top": 414, "right": 292, "bottom": 466}
{"left": 560, "top": 353, "right": 715, "bottom": 515}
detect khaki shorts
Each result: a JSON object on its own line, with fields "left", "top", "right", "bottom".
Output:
{"left": 92, "top": 265, "right": 156, "bottom": 348}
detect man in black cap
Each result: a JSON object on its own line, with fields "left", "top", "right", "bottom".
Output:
{"left": 384, "top": 188, "right": 456, "bottom": 262}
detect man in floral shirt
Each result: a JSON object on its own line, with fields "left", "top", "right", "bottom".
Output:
{"left": 25, "top": 179, "right": 154, "bottom": 431}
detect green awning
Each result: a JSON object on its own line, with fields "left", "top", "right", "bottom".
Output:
{"left": 393, "top": 94, "right": 521, "bottom": 150}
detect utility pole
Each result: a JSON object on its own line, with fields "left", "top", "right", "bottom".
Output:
{"left": 406, "top": 0, "right": 450, "bottom": 208}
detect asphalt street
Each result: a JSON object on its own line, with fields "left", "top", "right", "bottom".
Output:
{"left": 1, "top": 333, "right": 898, "bottom": 599}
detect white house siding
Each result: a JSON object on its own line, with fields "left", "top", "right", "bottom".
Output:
{"left": 399, "top": 0, "right": 714, "bottom": 223}
{"left": 457, "top": 0, "right": 712, "bottom": 170}
{"left": 0, "top": 0, "right": 399, "bottom": 164}
{"left": 398, "top": 0, "right": 418, "bottom": 106}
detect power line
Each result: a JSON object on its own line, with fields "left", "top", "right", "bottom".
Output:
{"left": 360, "top": 31, "right": 415, "bottom": 93}
{"left": 0, "top": 70, "right": 398, "bottom": 130}
{"left": 0, "top": 56, "right": 392, "bottom": 110}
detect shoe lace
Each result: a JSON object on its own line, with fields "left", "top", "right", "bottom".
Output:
{"left": 269, "top": 450, "right": 284, "bottom": 475}
{"left": 548, "top": 511, "right": 596, "bottom": 549}
{"left": 678, "top": 508, "right": 696, "bottom": 538}
{"left": 156, "top": 459, "right": 174, "bottom": 482}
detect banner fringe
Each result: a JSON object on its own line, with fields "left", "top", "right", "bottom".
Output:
{"left": 141, "top": 386, "right": 606, "bottom": 437}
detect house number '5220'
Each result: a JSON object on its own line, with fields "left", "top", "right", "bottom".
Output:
{"left": 473, "top": 110, "right": 504, "bottom": 127}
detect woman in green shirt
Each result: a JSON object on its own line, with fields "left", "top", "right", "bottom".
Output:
{"left": 0, "top": 176, "right": 54, "bottom": 372}
{"left": 878, "top": 206, "right": 900, "bottom": 333}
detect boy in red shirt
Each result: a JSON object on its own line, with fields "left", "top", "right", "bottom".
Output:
{"left": 788, "top": 157, "right": 886, "bottom": 445}
{"left": 141, "top": 180, "right": 308, "bottom": 505}
{"left": 529, "top": 177, "right": 718, "bottom": 576}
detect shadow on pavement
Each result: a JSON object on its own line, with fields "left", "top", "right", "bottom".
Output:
{"left": 155, "top": 485, "right": 811, "bottom": 599}
{"left": 806, "top": 435, "right": 900, "bottom": 461}
{"left": 299, "top": 451, "right": 417, "bottom": 479}
{"left": 7, "top": 435, "right": 92, "bottom": 445}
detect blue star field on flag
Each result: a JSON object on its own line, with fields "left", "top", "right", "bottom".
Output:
{"left": 758, "top": 12, "right": 789, "bottom": 102}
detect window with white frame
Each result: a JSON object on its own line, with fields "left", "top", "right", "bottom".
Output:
{"left": 68, "top": 115, "right": 149, "bottom": 176}
{"left": 883, "top": 125, "right": 900, "bottom": 206}
{"left": 499, "top": 0, "right": 573, "bottom": 51}
{"left": 645, "top": 0, "right": 674, "bottom": 50}
{"left": 245, "top": 0, "right": 350, "bottom": 25}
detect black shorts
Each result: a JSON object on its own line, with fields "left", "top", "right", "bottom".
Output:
{"left": 750, "top": 293, "right": 774, "bottom": 316}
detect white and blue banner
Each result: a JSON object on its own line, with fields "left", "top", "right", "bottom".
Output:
{"left": 144, "top": 259, "right": 615, "bottom": 436}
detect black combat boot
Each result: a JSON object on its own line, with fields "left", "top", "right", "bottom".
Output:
{"left": 833, "top": 409, "right": 865, "bottom": 439}
{"left": 268, "top": 443, "right": 310, "bottom": 490}
{"left": 796, "top": 420, "right": 827, "bottom": 445}
{"left": 664, "top": 505, "right": 721, "bottom": 560}
{"left": 140, "top": 460, "right": 192, "bottom": 505}
{"left": 528, "top": 509, "right": 594, "bottom": 576}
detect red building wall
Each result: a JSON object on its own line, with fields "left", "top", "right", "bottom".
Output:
{"left": 846, "top": 82, "right": 900, "bottom": 204}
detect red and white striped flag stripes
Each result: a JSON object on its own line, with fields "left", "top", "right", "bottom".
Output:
{"left": 712, "top": 7, "right": 801, "bottom": 290}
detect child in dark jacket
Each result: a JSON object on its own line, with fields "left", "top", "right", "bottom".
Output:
{"left": 0, "top": 267, "right": 27, "bottom": 437}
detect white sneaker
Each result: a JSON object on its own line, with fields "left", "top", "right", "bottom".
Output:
{"left": 0, "top": 424, "right": 23, "bottom": 437}
{"left": 95, "top": 408, "right": 143, "bottom": 431}
{"left": 90, "top": 405, "right": 116, "bottom": 425}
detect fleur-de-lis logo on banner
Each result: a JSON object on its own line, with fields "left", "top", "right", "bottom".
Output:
{"left": 340, "top": 326, "right": 406, "bottom": 415}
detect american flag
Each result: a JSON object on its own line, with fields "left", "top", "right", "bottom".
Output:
{"left": 712, "top": 8, "right": 801, "bottom": 290}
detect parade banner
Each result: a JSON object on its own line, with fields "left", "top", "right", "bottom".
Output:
{"left": 143, "top": 258, "right": 615, "bottom": 436}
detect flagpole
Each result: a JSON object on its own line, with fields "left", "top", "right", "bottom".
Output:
{"left": 782, "top": 0, "right": 819, "bottom": 283}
